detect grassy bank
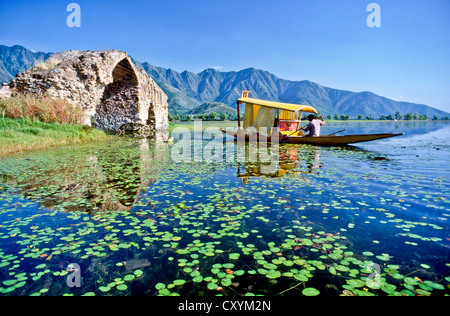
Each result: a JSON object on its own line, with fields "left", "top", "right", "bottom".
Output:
{"left": 0, "top": 94, "right": 110, "bottom": 156}
{"left": 0, "top": 117, "right": 109, "bottom": 156}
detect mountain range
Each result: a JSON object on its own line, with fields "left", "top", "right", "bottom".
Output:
{"left": 1, "top": 44, "right": 449, "bottom": 118}
{"left": 0, "top": 45, "right": 52, "bottom": 83}
{"left": 138, "top": 62, "right": 449, "bottom": 118}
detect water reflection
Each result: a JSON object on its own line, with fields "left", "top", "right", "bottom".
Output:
{"left": 237, "top": 144, "right": 324, "bottom": 184}
{"left": 0, "top": 122, "right": 449, "bottom": 296}
{"left": 0, "top": 132, "right": 171, "bottom": 215}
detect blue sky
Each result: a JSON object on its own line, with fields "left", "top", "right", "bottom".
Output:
{"left": 1, "top": 0, "right": 449, "bottom": 112}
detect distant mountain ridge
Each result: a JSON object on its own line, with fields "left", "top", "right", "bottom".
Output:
{"left": 0, "top": 45, "right": 52, "bottom": 82}
{"left": 141, "top": 63, "right": 450, "bottom": 119}
{"left": 1, "top": 44, "right": 449, "bottom": 119}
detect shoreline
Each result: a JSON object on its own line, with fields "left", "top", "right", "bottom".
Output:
{"left": 0, "top": 117, "right": 110, "bottom": 157}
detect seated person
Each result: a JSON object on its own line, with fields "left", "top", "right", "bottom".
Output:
{"left": 301, "top": 114, "right": 326, "bottom": 137}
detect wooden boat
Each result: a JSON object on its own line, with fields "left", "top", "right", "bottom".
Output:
{"left": 220, "top": 128, "right": 404, "bottom": 146}
{"left": 220, "top": 91, "right": 404, "bottom": 146}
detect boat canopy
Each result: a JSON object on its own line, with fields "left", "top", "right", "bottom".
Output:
{"left": 237, "top": 97, "right": 318, "bottom": 132}
{"left": 237, "top": 97, "right": 318, "bottom": 114}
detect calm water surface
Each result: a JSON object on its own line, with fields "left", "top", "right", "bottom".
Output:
{"left": 0, "top": 121, "right": 449, "bottom": 296}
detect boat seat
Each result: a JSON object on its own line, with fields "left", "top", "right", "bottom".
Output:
{"left": 278, "top": 119, "right": 299, "bottom": 132}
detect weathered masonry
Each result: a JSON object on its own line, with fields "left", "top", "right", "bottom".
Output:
{"left": 9, "top": 50, "right": 168, "bottom": 132}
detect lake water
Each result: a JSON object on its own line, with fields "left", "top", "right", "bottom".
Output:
{"left": 0, "top": 121, "right": 449, "bottom": 296}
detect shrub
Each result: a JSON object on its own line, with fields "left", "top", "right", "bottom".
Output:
{"left": 0, "top": 94, "right": 84, "bottom": 124}
{"left": 31, "top": 57, "right": 61, "bottom": 73}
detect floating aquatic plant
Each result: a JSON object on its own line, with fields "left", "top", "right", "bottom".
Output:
{"left": 0, "top": 128, "right": 449, "bottom": 296}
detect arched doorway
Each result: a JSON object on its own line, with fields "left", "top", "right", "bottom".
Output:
{"left": 94, "top": 58, "right": 140, "bottom": 131}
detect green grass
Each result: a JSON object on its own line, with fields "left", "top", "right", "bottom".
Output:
{"left": 0, "top": 117, "right": 110, "bottom": 156}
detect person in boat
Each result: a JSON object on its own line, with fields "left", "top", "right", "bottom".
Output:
{"left": 301, "top": 114, "right": 326, "bottom": 137}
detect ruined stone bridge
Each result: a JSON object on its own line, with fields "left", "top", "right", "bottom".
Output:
{"left": 9, "top": 50, "right": 168, "bottom": 132}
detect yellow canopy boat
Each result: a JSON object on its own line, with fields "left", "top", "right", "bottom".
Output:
{"left": 220, "top": 91, "right": 403, "bottom": 146}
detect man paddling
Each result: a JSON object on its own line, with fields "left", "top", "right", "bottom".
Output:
{"left": 301, "top": 114, "right": 326, "bottom": 137}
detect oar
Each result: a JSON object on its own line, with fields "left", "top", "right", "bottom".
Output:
{"left": 327, "top": 129, "right": 347, "bottom": 136}
{"left": 287, "top": 123, "right": 308, "bottom": 137}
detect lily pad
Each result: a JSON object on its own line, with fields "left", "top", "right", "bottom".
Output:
{"left": 229, "top": 253, "right": 240, "bottom": 260}
{"left": 302, "top": 287, "right": 320, "bottom": 296}
{"left": 124, "top": 274, "right": 135, "bottom": 281}
{"left": 404, "top": 277, "right": 419, "bottom": 286}
{"left": 173, "top": 279, "right": 186, "bottom": 286}
{"left": 221, "top": 278, "right": 232, "bottom": 287}
{"left": 266, "top": 270, "right": 281, "bottom": 279}
{"left": 117, "top": 284, "right": 128, "bottom": 291}
{"left": 99, "top": 286, "right": 111, "bottom": 292}
{"left": 207, "top": 282, "right": 219, "bottom": 290}
{"left": 423, "top": 281, "right": 445, "bottom": 290}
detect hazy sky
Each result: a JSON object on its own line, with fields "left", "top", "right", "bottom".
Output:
{"left": 1, "top": 0, "right": 449, "bottom": 112}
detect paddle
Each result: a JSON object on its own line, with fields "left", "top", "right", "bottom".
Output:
{"left": 327, "top": 129, "right": 347, "bottom": 136}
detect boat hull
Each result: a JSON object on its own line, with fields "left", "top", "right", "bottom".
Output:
{"left": 220, "top": 129, "right": 403, "bottom": 146}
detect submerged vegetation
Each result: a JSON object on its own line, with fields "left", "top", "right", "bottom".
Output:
{"left": 0, "top": 95, "right": 109, "bottom": 156}
{"left": 0, "top": 121, "right": 449, "bottom": 296}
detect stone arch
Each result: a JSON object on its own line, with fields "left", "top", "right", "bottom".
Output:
{"left": 112, "top": 58, "right": 139, "bottom": 84}
{"left": 94, "top": 58, "right": 140, "bottom": 131}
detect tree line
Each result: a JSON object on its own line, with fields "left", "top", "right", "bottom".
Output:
{"left": 168, "top": 112, "right": 239, "bottom": 121}
{"left": 169, "top": 111, "right": 450, "bottom": 122}
{"left": 325, "top": 111, "right": 449, "bottom": 121}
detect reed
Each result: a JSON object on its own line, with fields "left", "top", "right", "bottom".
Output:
{"left": 0, "top": 94, "right": 84, "bottom": 124}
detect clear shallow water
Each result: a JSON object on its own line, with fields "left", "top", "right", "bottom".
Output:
{"left": 0, "top": 121, "right": 449, "bottom": 296}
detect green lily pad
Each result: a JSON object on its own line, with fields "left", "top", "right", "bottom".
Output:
{"left": 302, "top": 287, "right": 320, "bottom": 296}
{"left": 376, "top": 254, "right": 390, "bottom": 261}
{"left": 99, "top": 286, "right": 111, "bottom": 292}
{"left": 173, "top": 279, "right": 186, "bottom": 286}
{"left": 392, "top": 273, "right": 404, "bottom": 280}
{"left": 294, "top": 274, "right": 308, "bottom": 282}
{"left": 117, "top": 284, "right": 128, "bottom": 291}
{"left": 221, "top": 278, "right": 232, "bottom": 287}
{"left": 347, "top": 279, "right": 365, "bottom": 288}
{"left": 335, "top": 265, "right": 349, "bottom": 272}
{"left": 207, "top": 282, "right": 219, "bottom": 290}
{"left": 229, "top": 253, "right": 240, "bottom": 260}
{"left": 3, "top": 279, "right": 17, "bottom": 286}
{"left": 404, "top": 277, "right": 419, "bottom": 286}
{"left": 381, "top": 283, "right": 397, "bottom": 294}
{"left": 222, "top": 263, "right": 235, "bottom": 269}
{"left": 0, "top": 261, "right": 10, "bottom": 268}
{"left": 423, "top": 281, "right": 445, "bottom": 290}
{"left": 266, "top": 270, "right": 281, "bottom": 279}
{"left": 124, "top": 274, "right": 135, "bottom": 281}
{"left": 1, "top": 287, "right": 16, "bottom": 294}
{"left": 155, "top": 283, "right": 166, "bottom": 290}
